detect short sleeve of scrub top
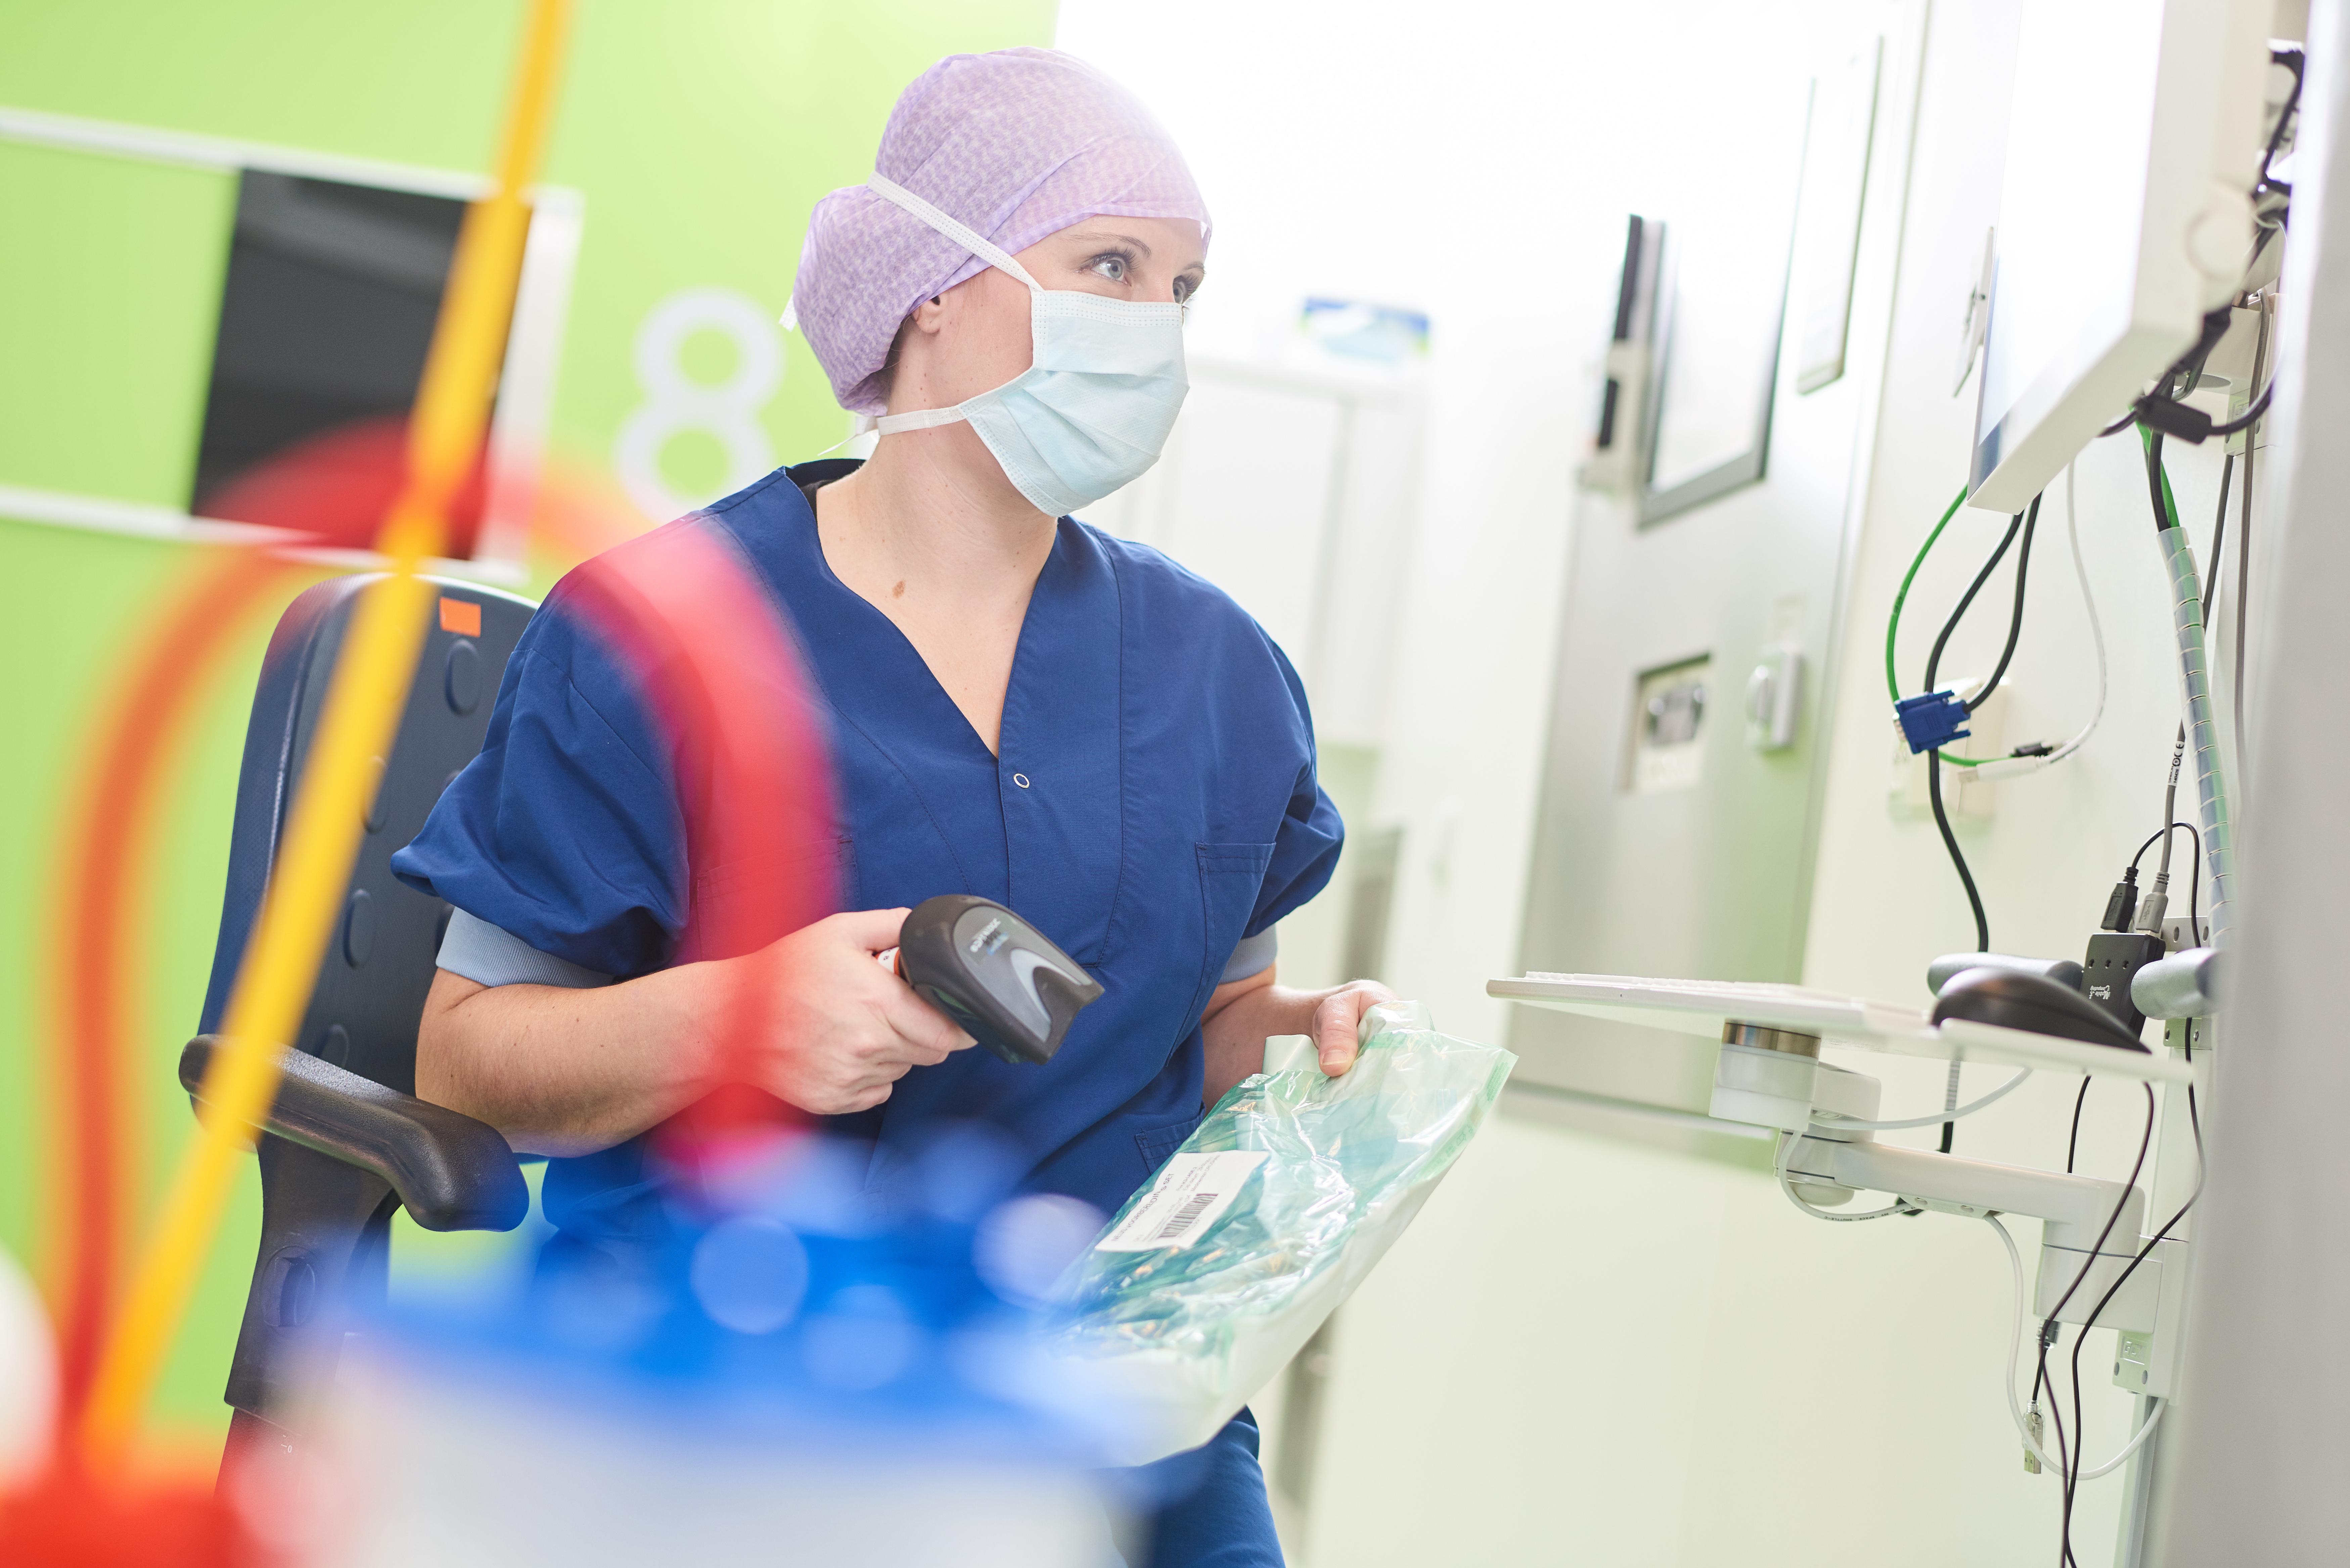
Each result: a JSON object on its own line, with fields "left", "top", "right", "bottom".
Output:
{"left": 393, "top": 458, "right": 1346, "bottom": 1231}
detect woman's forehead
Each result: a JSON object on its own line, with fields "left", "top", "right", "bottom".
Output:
{"left": 1042, "top": 215, "right": 1207, "bottom": 263}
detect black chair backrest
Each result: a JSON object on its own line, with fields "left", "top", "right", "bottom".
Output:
{"left": 200, "top": 573, "right": 535, "bottom": 1091}
{"left": 197, "top": 573, "right": 533, "bottom": 1448}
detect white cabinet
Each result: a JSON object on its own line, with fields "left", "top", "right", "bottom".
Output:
{"left": 1082, "top": 357, "right": 1423, "bottom": 748}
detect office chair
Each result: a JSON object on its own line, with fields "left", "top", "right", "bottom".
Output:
{"left": 186, "top": 573, "right": 537, "bottom": 1467}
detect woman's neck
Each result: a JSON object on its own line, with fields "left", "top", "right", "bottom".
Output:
{"left": 822, "top": 426, "right": 1056, "bottom": 594}
{"left": 812, "top": 430, "right": 1056, "bottom": 755}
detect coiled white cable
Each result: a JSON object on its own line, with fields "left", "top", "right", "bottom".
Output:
{"left": 1780, "top": 1069, "right": 2033, "bottom": 1224}
{"left": 1982, "top": 1212, "right": 2166, "bottom": 1480}
{"left": 1774, "top": 1130, "right": 1916, "bottom": 1222}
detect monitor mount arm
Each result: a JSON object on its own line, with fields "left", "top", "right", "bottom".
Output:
{"left": 1715, "top": 1023, "right": 2155, "bottom": 1331}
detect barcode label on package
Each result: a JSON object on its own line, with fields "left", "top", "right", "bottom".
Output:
{"left": 1095, "top": 1151, "right": 1268, "bottom": 1251}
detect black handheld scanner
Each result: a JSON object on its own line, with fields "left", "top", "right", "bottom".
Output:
{"left": 896, "top": 894, "right": 1103, "bottom": 1066}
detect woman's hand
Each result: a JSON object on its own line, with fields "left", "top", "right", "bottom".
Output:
{"left": 1197, "top": 967, "right": 1401, "bottom": 1109}
{"left": 1298, "top": 981, "right": 1401, "bottom": 1075}
{"left": 738, "top": 908, "right": 977, "bottom": 1114}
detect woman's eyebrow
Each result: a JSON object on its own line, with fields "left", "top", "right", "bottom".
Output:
{"left": 1062, "top": 228, "right": 1154, "bottom": 257}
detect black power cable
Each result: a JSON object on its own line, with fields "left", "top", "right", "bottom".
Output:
{"left": 2208, "top": 452, "right": 2234, "bottom": 618}
{"left": 2127, "top": 823, "right": 2203, "bottom": 916}
{"left": 1923, "top": 501, "right": 2035, "bottom": 716}
{"left": 1919, "top": 500, "right": 2039, "bottom": 1152}
{"left": 2259, "top": 46, "right": 2306, "bottom": 201}
{"left": 2041, "top": 1083, "right": 2157, "bottom": 1567}
{"left": 2103, "top": 309, "right": 2235, "bottom": 439}
{"left": 1919, "top": 506, "right": 2025, "bottom": 948}
{"left": 2045, "top": 148, "right": 2253, "bottom": 1553}
{"left": 2042, "top": 1337, "right": 2078, "bottom": 1568}
{"left": 2208, "top": 383, "right": 2271, "bottom": 440}
{"left": 1919, "top": 513, "right": 2020, "bottom": 954}
{"left": 1977, "top": 496, "right": 2039, "bottom": 710}
{"left": 2044, "top": 425, "right": 2223, "bottom": 1557}
{"left": 2235, "top": 305, "right": 2269, "bottom": 763}
{"left": 1923, "top": 756, "right": 1984, "bottom": 955}
{"left": 2061, "top": 1041, "right": 2205, "bottom": 1535}
{"left": 1936, "top": 515, "right": 2030, "bottom": 705}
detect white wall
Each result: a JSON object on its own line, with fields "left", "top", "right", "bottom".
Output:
{"left": 1062, "top": 1, "right": 2239, "bottom": 1563}
{"left": 1059, "top": 0, "right": 1860, "bottom": 1020}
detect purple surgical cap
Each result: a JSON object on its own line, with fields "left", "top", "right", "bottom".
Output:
{"left": 792, "top": 47, "right": 1211, "bottom": 415}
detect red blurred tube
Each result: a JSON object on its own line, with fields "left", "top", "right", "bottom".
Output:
{"left": 198, "top": 417, "right": 489, "bottom": 559}
{"left": 46, "top": 548, "right": 309, "bottom": 1437}
{"left": 559, "top": 520, "right": 840, "bottom": 1153}
{"left": 44, "top": 471, "right": 827, "bottom": 1441}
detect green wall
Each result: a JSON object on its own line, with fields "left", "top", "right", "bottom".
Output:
{"left": 0, "top": 0, "right": 1055, "bottom": 1443}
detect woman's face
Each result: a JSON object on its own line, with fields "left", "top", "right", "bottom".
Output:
{"left": 890, "top": 215, "right": 1206, "bottom": 414}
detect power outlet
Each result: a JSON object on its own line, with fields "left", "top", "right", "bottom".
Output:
{"left": 2162, "top": 914, "right": 2209, "bottom": 951}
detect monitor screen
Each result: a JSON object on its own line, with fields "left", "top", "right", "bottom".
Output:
{"left": 1969, "top": 0, "right": 2266, "bottom": 513}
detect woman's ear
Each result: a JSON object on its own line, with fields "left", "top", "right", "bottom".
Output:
{"left": 907, "top": 293, "right": 950, "bottom": 336}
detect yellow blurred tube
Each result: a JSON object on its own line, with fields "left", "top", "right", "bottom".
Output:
{"left": 78, "top": 0, "right": 574, "bottom": 1466}
{"left": 392, "top": 0, "right": 574, "bottom": 555}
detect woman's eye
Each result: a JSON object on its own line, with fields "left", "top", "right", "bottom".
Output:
{"left": 1089, "top": 253, "right": 1129, "bottom": 283}
{"left": 1173, "top": 276, "right": 1193, "bottom": 305}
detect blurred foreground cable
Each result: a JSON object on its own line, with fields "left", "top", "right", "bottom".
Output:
{"left": 48, "top": 548, "right": 310, "bottom": 1437}
{"left": 76, "top": 0, "right": 575, "bottom": 1465}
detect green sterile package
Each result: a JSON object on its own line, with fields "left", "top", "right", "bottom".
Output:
{"left": 1054, "top": 1004, "right": 1515, "bottom": 1464}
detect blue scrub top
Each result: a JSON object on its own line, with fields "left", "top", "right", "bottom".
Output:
{"left": 393, "top": 459, "right": 1344, "bottom": 1230}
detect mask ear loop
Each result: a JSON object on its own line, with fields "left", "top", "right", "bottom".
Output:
{"left": 790, "top": 181, "right": 1050, "bottom": 446}
{"left": 865, "top": 174, "right": 1045, "bottom": 294}
{"left": 860, "top": 174, "right": 1052, "bottom": 436}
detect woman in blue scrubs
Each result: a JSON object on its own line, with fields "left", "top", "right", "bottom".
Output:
{"left": 394, "top": 47, "right": 1389, "bottom": 1565}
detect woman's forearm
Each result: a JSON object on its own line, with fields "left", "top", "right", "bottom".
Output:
{"left": 416, "top": 965, "right": 717, "bottom": 1157}
{"left": 415, "top": 909, "right": 977, "bottom": 1154}
{"left": 1199, "top": 969, "right": 1280, "bottom": 1109}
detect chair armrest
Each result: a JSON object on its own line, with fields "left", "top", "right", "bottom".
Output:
{"left": 180, "top": 1036, "right": 529, "bottom": 1232}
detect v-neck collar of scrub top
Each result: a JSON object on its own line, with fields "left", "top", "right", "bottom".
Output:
{"left": 712, "top": 460, "right": 1126, "bottom": 966}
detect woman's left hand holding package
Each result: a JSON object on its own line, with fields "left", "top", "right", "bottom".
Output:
{"left": 1197, "top": 972, "right": 1399, "bottom": 1109}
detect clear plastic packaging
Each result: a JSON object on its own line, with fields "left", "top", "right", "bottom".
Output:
{"left": 1056, "top": 1004, "right": 1515, "bottom": 1463}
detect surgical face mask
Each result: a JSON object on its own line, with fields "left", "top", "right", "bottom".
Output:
{"left": 859, "top": 174, "right": 1188, "bottom": 518}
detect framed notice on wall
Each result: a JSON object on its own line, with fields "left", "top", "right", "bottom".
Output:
{"left": 1791, "top": 39, "right": 1883, "bottom": 394}
{"left": 1636, "top": 82, "right": 1808, "bottom": 524}
{"left": 1635, "top": 40, "right": 1880, "bottom": 524}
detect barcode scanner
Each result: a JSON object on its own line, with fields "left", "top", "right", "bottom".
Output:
{"left": 894, "top": 894, "right": 1103, "bottom": 1066}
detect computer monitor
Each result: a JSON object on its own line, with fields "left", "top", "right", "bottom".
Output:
{"left": 1968, "top": 0, "right": 2270, "bottom": 514}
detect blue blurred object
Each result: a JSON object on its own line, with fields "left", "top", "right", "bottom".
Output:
{"left": 328, "top": 1127, "right": 1139, "bottom": 1567}
{"left": 1299, "top": 297, "right": 1430, "bottom": 363}
{"left": 379, "top": 1127, "right": 1100, "bottom": 1444}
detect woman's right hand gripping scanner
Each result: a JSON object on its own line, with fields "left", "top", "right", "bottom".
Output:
{"left": 416, "top": 908, "right": 975, "bottom": 1155}
{"left": 746, "top": 908, "right": 976, "bottom": 1113}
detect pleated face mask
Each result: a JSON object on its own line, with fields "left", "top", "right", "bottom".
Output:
{"left": 860, "top": 174, "right": 1189, "bottom": 517}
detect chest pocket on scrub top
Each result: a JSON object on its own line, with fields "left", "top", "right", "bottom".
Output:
{"left": 1190, "top": 842, "right": 1275, "bottom": 1026}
